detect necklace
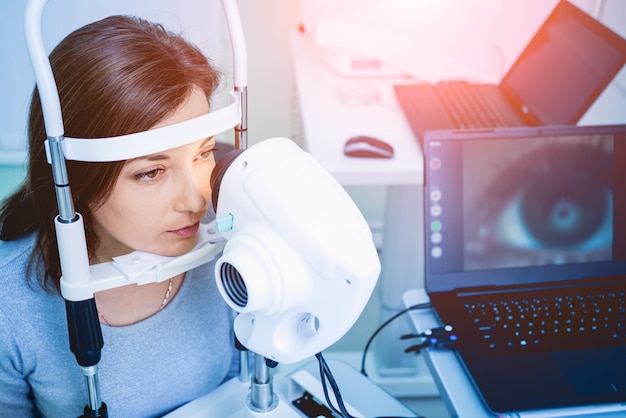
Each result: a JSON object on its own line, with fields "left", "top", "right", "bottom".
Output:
{"left": 98, "top": 278, "right": 174, "bottom": 325}
{"left": 159, "top": 278, "right": 174, "bottom": 310}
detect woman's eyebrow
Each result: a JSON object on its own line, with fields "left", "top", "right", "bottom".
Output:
{"left": 200, "top": 136, "right": 216, "bottom": 147}
{"left": 133, "top": 153, "right": 170, "bottom": 162}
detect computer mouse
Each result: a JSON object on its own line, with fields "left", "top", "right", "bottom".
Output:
{"left": 343, "top": 135, "right": 394, "bottom": 159}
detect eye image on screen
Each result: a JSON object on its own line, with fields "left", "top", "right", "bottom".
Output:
{"left": 463, "top": 135, "right": 614, "bottom": 271}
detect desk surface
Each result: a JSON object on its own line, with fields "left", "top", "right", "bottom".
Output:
{"left": 290, "top": 30, "right": 424, "bottom": 186}
{"left": 165, "top": 359, "right": 418, "bottom": 417}
{"left": 403, "top": 288, "right": 626, "bottom": 418}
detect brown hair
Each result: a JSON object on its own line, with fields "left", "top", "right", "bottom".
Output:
{"left": 0, "top": 15, "right": 221, "bottom": 292}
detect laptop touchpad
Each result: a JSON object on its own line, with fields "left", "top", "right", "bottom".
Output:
{"left": 553, "top": 346, "right": 626, "bottom": 397}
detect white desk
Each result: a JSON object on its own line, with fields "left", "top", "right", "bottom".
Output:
{"left": 166, "top": 359, "right": 418, "bottom": 417}
{"left": 290, "top": 30, "right": 426, "bottom": 375}
{"left": 289, "top": 31, "right": 423, "bottom": 186}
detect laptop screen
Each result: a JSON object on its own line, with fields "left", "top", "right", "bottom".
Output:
{"left": 423, "top": 125, "right": 626, "bottom": 293}
{"left": 500, "top": 1, "right": 626, "bottom": 126}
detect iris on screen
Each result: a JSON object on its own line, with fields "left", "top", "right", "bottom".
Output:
{"left": 464, "top": 136, "right": 613, "bottom": 270}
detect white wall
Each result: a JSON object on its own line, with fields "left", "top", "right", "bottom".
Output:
{"left": 235, "top": 0, "right": 300, "bottom": 143}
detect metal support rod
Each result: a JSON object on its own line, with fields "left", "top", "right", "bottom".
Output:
{"left": 246, "top": 354, "right": 278, "bottom": 413}
{"left": 235, "top": 87, "right": 248, "bottom": 150}
{"left": 82, "top": 365, "right": 103, "bottom": 412}
{"left": 53, "top": 132, "right": 105, "bottom": 416}
{"left": 238, "top": 351, "right": 250, "bottom": 382}
{"left": 47, "top": 135, "right": 76, "bottom": 221}
{"left": 255, "top": 354, "right": 270, "bottom": 385}
{"left": 234, "top": 335, "right": 250, "bottom": 382}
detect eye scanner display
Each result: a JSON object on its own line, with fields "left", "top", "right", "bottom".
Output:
{"left": 463, "top": 135, "right": 614, "bottom": 270}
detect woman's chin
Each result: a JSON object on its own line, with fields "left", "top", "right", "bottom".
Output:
{"left": 160, "top": 236, "right": 199, "bottom": 257}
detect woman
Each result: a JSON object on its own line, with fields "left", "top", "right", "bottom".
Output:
{"left": 0, "top": 15, "right": 238, "bottom": 417}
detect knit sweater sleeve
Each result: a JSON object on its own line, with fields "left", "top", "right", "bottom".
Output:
{"left": 0, "top": 301, "right": 37, "bottom": 416}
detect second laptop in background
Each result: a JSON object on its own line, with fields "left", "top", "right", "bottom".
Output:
{"left": 394, "top": 0, "right": 626, "bottom": 147}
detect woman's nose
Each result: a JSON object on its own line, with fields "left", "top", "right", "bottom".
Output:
{"left": 174, "top": 170, "right": 209, "bottom": 212}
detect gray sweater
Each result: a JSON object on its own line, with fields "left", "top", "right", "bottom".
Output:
{"left": 0, "top": 233, "right": 238, "bottom": 417}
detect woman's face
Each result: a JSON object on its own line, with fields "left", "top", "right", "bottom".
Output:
{"left": 91, "top": 86, "right": 216, "bottom": 261}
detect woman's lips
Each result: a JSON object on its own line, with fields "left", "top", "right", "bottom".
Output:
{"left": 169, "top": 222, "right": 200, "bottom": 238}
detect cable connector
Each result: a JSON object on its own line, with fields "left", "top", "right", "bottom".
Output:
{"left": 402, "top": 325, "right": 457, "bottom": 354}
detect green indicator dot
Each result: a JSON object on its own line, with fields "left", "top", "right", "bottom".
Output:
{"left": 431, "top": 220, "right": 442, "bottom": 232}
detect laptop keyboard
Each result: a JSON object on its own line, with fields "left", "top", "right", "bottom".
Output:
{"left": 464, "top": 289, "right": 626, "bottom": 352}
{"left": 434, "top": 81, "right": 514, "bottom": 129}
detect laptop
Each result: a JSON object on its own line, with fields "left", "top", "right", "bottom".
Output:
{"left": 422, "top": 124, "right": 626, "bottom": 414}
{"left": 394, "top": 0, "right": 626, "bottom": 147}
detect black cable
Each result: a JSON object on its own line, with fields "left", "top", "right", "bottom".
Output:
{"left": 314, "top": 352, "right": 423, "bottom": 418}
{"left": 360, "top": 302, "right": 432, "bottom": 376}
{"left": 316, "top": 352, "right": 355, "bottom": 418}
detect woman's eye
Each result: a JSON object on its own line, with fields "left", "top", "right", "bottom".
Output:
{"left": 199, "top": 149, "right": 214, "bottom": 159}
{"left": 136, "top": 168, "right": 163, "bottom": 181}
